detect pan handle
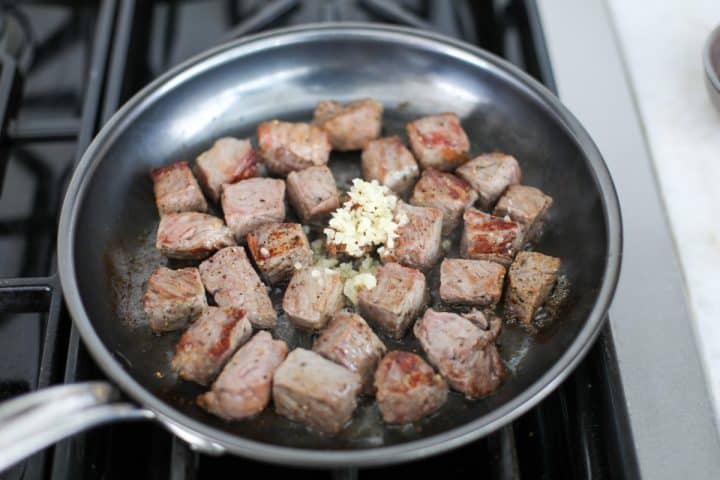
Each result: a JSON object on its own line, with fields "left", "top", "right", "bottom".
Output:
{"left": 0, "top": 381, "right": 154, "bottom": 472}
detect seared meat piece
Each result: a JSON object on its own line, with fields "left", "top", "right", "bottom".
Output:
{"left": 221, "top": 178, "right": 286, "bottom": 242}
{"left": 440, "top": 258, "right": 506, "bottom": 306}
{"left": 313, "top": 99, "right": 383, "bottom": 151}
{"left": 199, "top": 247, "right": 276, "bottom": 329}
{"left": 282, "top": 267, "right": 344, "bottom": 331}
{"left": 463, "top": 309, "right": 503, "bottom": 342}
{"left": 374, "top": 351, "right": 447, "bottom": 424}
{"left": 505, "top": 251, "right": 561, "bottom": 325}
{"left": 142, "top": 267, "right": 207, "bottom": 333}
{"left": 196, "top": 137, "right": 258, "bottom": 203}
{"left": 494, "top": 185, "right": 553, "bottom": 242}
{"left": 460, "top": 208, "right": 525, "bottom": 267}
{"left": 414, "top": 309, "right": 505, "bottom": 398}
{"left": 357, "top": 262, "right": 426, "bottom": 339}
{"left": 172, "top": 307, "right": 252, "bottom": 385}
{"left": 156, "top": 212, "right": 235, "bottom": 260}
{"left": 313, "top": 312, "right": 387, "bottom": 393}
{"left": 257, "top": 121, "right": 331, "bottom": 176}
{"left": 379, "top": 202, "right": 443, "bottom": 270}
{"left": 286, "top": 165, "right": 340, "bottom": 224}
{"left": 198, "top": 331, "right": 288, "bottom": 420}
{"left": 410, "top": 169, "right": 478, "bottom": 234}
{"left": 247, "top": 222, "right": 312, "bottom": 284}
{"left": 456, "top": 153, "right": 522, "bottom": 209}
{"left": 273, "top": 348, "right": 362, "bottom": 435}
{"left": 150, "top": 161, "right": 207, "bottom": 215}
{"left": 361, "top": 136, "right": 419, "bottom": 196}
{"left": 406, "top": 113, "right": 469, "bottom": 171}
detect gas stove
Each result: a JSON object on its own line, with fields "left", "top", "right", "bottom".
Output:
{"left": 0, "top": 1, "right": 715, "bottom": 479}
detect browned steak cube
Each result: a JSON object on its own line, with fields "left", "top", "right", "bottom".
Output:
{"left": 197, "top": 331, "right": 288, "bottom": 420}
{"left": 221, "top": 178, "right": 286, "bottom": 242}
{"left": 439, "top": 258, "right": 506, "bottom": 306}
{"left": 150, "top": 161, "right": 207, "bottom": 215}
{"left": 286, "top": 165, "right": 340, "bottom": 224}
{"left": 199, "top": 247, "right": 276, "bottom": 329}
{"left": 156, "top": 212, "right": 235, "bottom": 260}
{"left": 247, "top": 222, "right": 312, "bottom": 284}
{"left": 463, "top": 309, "right": 503, "bottom": 342}
{"left": 142, "top": 267, "right": 207, "bottom": 333}
{"left": 313, "top": 99, "right": 383, "bottom": 151}
{"left": 414, "top": 309, "right": 505, "bottom": 398}
{"left": 257, "top": 121, "right": 331, "bottom": 176}
{"left": 494, "top": 185, "right": 553, "bottom": 242}
{"left": 460, "top": 208, "right": 525, "bottom": 267}
{"left": 456, "top": 153, "right": 522, "bottom": 209}
{"left": 313, "top": 312, "right": 387, "bottom": 393}
{"left": 282, "top": 267, "right": 344, "bottom": 331}
{"left": 172, "top": 306, "right": 252, "bottom": 385}
{"left": 406, "top": 113, "right": 469, "bottom": 171}
{"left": 195, "top": 137, "right": 258, "bottom": 203}
{"left": 357, "top": 262, "right": 426, "bottom": 339}
{"left": 379, "top": 202, "right": 443, "bottom": 270}
{"left": 272, "top": 348, "right": 362, "bottom": 435}
{"left": 505, "top": 251, "right": 561, "bottom": 325}
{"left": 374, "top": 351, "right": 447, "bottom": 424}
{"left": 410, "top": 169, "right": 478, "bottom": 234}
{"left": 361, "top": 136, "right": 419, "bottom": 196}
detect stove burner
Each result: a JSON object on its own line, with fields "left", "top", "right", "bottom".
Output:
{"left": 225, "top": 0, "right": 474, "bottom": 41}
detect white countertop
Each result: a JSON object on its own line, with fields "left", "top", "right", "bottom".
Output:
{"left": 607, "top": 0, "right": 720, "bottom": 419}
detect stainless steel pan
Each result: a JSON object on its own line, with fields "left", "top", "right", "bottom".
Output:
{"left": 0, "top": 23, "right": 621, "bottom": 470}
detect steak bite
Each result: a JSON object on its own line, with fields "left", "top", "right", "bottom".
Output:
{"left": 150, "top": 161, "right": 208, "bottom": 215}
{"left": 439, "top": 258, "right": 506, "bottom": 307}
{"left": 313, "top": 312, "right": 387, "bottom": 393}
{"left": 460, "top": 208, "right": 525, "bottom": 267}
{"left": 357, "top": 262, "right": 427, "bottom": 339}
{"left": 156, "top": 212, "right": 235, "bottom": 260}
{"left": 361, "top": 136, "right": 419, "bottom": 196}
{"left": 195, "top": 137, "right": 258, "bottom": 203}
{"left": 494, "top": 185, "right": 553, "bottom": 242}
{"left": 172, "top": 307, "right": 252, "bottom": 385}
{"left": 379, "top": 202, "right": 443, "bottom": 270}
{"left": 410, "top": 169, "right": 478, "bottom": 234}
{"left": 199, "top": 247, "right": 276, "bottom": 329}
{"left": 221, "top": 178, "right": 286, "bottom": 242}
{"left": 313, "top": 99, "right": 383, "bottom": 151}
{"left": 286, "top": 165, "right": 340, "bottom": 224}
{"left": 414, "top": 309, "right": 505, "bottom": 398}
{"left": 273, "top": 348, "right": 362, "bottom": 435}
{"left": 257, "top": 121, "right": 331, "bottom": 176}
{"left": 456, "top": 153, "right": 522, "bottom": 209}
{"left": 463, "top": 309, "right": 503, "bottom": 342}
{"left": 505, "top": 251, "right": 561, "bottom": 325}
{"left": 374, "top": 351, "right": 448, "bottom": 424}
{"left": 198, "top": 331, "right": 288, "bottom": 420}
{"left": 142, "top": 267, "right": 207, "bottom": 333}
{"left": 406, "top": 113, "right": 470, "bottom": 171}
{"left": 247, "top": 222, "right": 313, "bottom": 284}
{"left": 282, "top": 267, "right": 344, "bottom": 331}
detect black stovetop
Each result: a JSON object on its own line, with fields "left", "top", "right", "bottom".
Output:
{"left": 0, "top": 2, "right": 637, "bottom": 479}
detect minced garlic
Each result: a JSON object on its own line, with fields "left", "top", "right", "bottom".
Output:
{"left": 324, "top": 179, "right": 400, "bottom": 257}
{"left": 343, "top": 273, "right": 377, "bottom": 305}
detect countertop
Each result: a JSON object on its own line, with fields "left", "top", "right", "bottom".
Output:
{"left": 606, "top": 0, "right": 720, "bottom": 420}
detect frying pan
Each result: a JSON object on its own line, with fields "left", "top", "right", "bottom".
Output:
{"left": 0, "top": 24, "right": 621, "bottom": 470}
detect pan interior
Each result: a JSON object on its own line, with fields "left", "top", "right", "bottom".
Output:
{"left": 72, "top": 32, "right": 609, "bottom": 451}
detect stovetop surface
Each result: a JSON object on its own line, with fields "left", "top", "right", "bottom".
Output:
{"left": 0, "top": 2, "right": 636, "bottom": 479}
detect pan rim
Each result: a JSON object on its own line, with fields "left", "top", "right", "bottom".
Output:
{"left": 57, "top": 22, "right": 622, "bottom": 467}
